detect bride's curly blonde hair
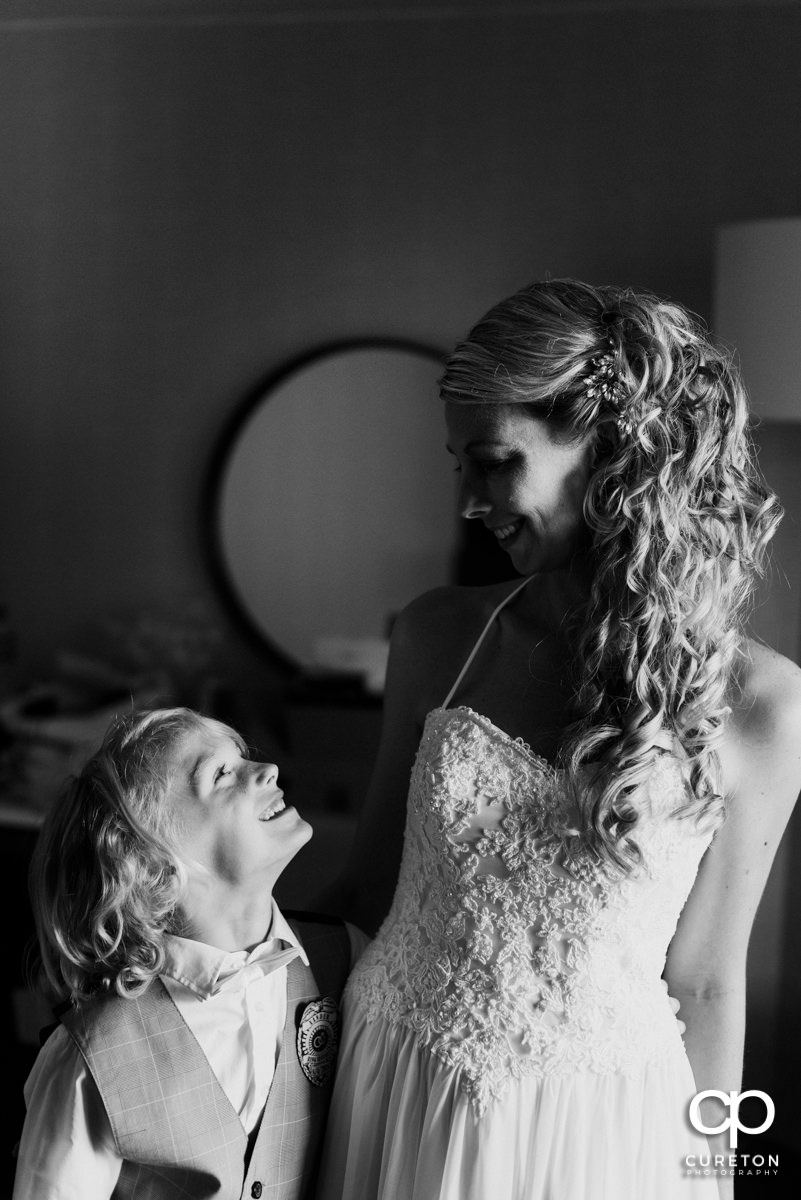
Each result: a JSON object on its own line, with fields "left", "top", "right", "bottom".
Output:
{"left": 30, "top": 707, "right": 243, "bottom": 1003}
{"left": 440, "top": 278, "right": 781, "bottom": 871}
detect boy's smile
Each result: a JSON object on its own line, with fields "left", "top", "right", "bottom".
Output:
{"left": 258, "top": 791, "right": 287, "bottom": 822}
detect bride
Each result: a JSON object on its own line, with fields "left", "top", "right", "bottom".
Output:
{"left": 316, "top": 279, "right": 800, "bottom": 1199}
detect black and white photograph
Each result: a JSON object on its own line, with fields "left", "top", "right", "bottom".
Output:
{"left": 1, "top": 2, "right": 800, "bottom": 1197}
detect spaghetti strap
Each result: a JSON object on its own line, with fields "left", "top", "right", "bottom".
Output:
{"left": 441, "top": 576, "right": 533, "bottom": 709}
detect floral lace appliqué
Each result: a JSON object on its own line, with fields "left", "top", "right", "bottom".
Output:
{"left": 347, "top": 706, "right": 715, "bottom": 1114}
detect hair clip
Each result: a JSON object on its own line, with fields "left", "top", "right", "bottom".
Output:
{"left": 584, "top": 353, "right": 630, "bottom": 433}
{"left": 584, "top": 352, "right": 663, "bottom": 438}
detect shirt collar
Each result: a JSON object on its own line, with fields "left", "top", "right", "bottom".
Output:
{"left": 162, "top": 898, "right": 309, "bottom": 1000}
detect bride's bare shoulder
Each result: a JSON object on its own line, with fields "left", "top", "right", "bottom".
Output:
{"left": 721, "top": 638, "right": 801, "bottom": 799}
{"left": 385, "top": 581, "right": 521, "bottom": 705}
{"left": 730, "top": 639, "right": 801, "bottom": 733}
{"left": 395, "top": 581, "right": 518, "bottom": 648}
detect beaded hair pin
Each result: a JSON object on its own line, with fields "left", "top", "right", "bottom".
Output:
{"left": 584, "top": 353, "right": 634, "bottom": 436}
{"left": 584, "top": 350, "right": 661, "bottom": 437}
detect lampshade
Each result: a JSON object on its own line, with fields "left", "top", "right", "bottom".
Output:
{"left": 713, "top": 217, "right": 801, "bottom": 421}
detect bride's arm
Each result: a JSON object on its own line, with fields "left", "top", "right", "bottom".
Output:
{"left": 312, "top": 592, "right": 449, "bottom": 933}
{"left": 664, "top": 644, "right": 801, "bottom": 1199}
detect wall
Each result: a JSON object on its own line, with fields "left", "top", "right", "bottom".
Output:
{"left": 2, "top": 0, "right": 801, "bottom": 1157}
{"left": 2, "top": 0, "right": 800, "bottom": 680}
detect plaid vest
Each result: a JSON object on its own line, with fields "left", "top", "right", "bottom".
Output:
{"left": 60, "top": 917, "right": 351, "bottom": 1200}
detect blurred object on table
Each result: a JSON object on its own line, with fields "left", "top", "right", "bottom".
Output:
{"left": 0, "top": 661, "right": 162, "bottom": 815}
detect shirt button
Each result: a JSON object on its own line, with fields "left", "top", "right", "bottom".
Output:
{"left": 251, "top": 1184, "right": 263, "bottom": 1199}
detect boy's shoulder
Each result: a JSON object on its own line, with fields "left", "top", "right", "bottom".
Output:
{"left": 284, "top": 910, "right": 368, "bottom": 976}
{"left": 283, "top": 909, "right": 347, "bottom": 927}
{"left": 284, "top": 909, "right": 348, "bottom": 947}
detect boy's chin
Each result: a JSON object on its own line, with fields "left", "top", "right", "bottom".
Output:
{"left": 273, "top": 811, "right": 314, "bottom": 862}
{"left": 295, "top": 814, "right": 314, "bottom": 847}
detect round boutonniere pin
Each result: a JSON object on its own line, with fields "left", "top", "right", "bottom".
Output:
{"left": 296, "top": 997, "right": 340, "bottom": 1086}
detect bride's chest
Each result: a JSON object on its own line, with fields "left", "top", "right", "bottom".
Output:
{"left": 411, "top": 707, "right": 573, "bottom": 840}
{"left": 409, "top": 708, "right": 700, "bottom": 882}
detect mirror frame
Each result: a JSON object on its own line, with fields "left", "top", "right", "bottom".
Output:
{"left": 202, "top": 338, "right": 447, "bottom": 675}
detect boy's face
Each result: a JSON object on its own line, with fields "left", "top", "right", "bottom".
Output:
{"left": 169, "top": 719, "right": 312, "bottom": 889}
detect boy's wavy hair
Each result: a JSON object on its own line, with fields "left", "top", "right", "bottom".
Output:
{"left": 30, "top": 706, "right": 242, "bottom": 1004}
{"left": 440, "top": 278, "right": 781, "bottom": 871}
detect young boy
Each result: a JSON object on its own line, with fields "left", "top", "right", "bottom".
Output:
{"left": 13, "top": 707, "right": 367, "bottom": 1200}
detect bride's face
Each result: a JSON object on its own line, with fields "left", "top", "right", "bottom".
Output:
{"left": 445, "top": 403, "right": 594, "bottom": 576}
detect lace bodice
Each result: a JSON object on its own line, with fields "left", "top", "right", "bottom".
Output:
{"left": 347, "top": 706, "right": 717, "bottom": 1113}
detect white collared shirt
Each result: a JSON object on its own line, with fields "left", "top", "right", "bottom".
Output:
{"left": 161, "top": 902, "right": 311, "bottom": 1135}
{"left": 13, "top": 904, "right": 369, "bottom": 1200}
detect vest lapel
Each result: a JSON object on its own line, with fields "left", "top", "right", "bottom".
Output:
{"left": 245, "top": 956, "right": 330, "bottom": 1200}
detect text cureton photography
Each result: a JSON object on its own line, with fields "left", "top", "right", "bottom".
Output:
{"left": 685, "top": 1088, "right": 781, "bottom": 1182}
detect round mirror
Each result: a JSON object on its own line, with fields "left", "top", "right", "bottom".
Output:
{"left": 205, "top": 341, "right": 458, "bottom": 677}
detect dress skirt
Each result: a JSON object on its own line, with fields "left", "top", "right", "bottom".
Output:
{"left": 316, "top": 1000, "right": 718, "bottom": 1200}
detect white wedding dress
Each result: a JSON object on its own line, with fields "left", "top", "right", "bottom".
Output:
{"left": 317, "top": 582, "right": 718, "bottom": 1199}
